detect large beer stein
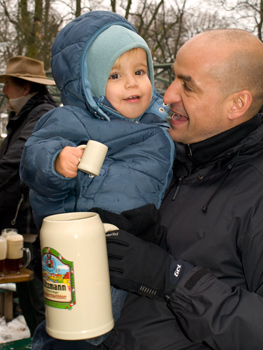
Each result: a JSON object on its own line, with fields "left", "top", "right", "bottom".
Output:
{"left": 40, "top": 212, "right": 117, "bottom": 340}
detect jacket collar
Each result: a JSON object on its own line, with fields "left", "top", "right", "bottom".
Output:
{"left": 8, "top": 92, "right": 37, "bottom": 115}
{"left": 184, "top": 114, "right": 262, "bottom": 166}
{"left": 7, "top": 91, "right": 57, "bottom": 127}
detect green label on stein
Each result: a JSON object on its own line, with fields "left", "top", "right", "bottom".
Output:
{"left": 42, "top": 247, "right": 75, "bottom": 309}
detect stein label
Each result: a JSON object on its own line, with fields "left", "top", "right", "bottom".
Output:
{"left": 42, "top": 247, "right": 76, "bottom": 310}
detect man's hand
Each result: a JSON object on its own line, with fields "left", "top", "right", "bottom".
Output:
{"left": 106, "top": 230, "right": 194, "bottom": 299}
{"left": 91, "top": 204, "right": 168, "bottom": 248}
{"left": 54, "top": 146, "right": 83, "bottom": 178}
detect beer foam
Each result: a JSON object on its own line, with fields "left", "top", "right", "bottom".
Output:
{"left": 7, "top": 234, "right": 23, "bottom": 259}
{"left": 0, "top": 237, "right": 7, "bottom": 260}
{"left": 7, "top": 234, "right": 23, "bottom": 242}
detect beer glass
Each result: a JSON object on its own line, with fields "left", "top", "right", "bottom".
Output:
{"left": 6, "top": 234, "right": 31, "bottom": 274}
{"left": 0, "top": 236, "right": 7, "bottom": 276}
{"left": 1, "top": 228, "right": 18, "bottom": 238}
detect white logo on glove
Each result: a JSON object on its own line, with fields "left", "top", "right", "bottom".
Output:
{"left": 174, "top": 264, "right": 182, "bottom": 278}
{"left": 106, "top": 231, "right": 119, "bottom": 237}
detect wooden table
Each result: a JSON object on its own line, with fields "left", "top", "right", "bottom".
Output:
{"left": 0, "top": 268, "right": 34, "bottom": 321}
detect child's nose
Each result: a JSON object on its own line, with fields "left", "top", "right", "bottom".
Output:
{"left": 125, "top": 74, "right": 138, "bottom": 88}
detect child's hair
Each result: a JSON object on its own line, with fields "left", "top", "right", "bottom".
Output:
{"left": 112, "top": 48, "right": 146, "bottom": 70}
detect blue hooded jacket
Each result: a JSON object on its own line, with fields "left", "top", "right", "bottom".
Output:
{"left": 20, "top": 11, "right": 175, "bottom": 229}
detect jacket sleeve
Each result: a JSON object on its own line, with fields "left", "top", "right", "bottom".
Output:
{"left": 20, "top": 107, "right": 88, "bottom": 198}
{"left": 0, "top": 104, "right": 54, "bottom": 191}
{"left": 168, "top": 224, "right": 263, "bottom": 350}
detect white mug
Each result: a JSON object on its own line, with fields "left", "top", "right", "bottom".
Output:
{"left": 40, "top": 212, "right": 117, "bottom": 340}
{"left": 78, "top": 140, "right": 108, "bottom": 176}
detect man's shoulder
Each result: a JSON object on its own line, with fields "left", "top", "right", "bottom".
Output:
{"left": 244, "top": 123, "right": 263, "bottom": 176}
{"left": 247, "top": 153, "right": 263, "bottom": 177}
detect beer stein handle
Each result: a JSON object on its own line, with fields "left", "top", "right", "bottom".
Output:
{"left": 22, "top": 247, "right": 31, "bottom": 269}
{"left": 103, "top": 224, "right": 119, "bottom": 233}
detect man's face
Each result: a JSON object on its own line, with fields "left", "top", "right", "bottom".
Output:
{"left": 163, "top": 39, "right": 232, "bottom": 144}
{"left": 3, "top": 77, "right": 27, "bottom": 100}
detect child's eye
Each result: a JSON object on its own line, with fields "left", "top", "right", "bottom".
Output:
{"left": 109, "top": 73, "right": 120, "bottom": 80}
{"left": 135, "top": 69, "right": 145, "bottom": 76}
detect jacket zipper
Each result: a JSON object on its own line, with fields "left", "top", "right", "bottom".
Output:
{"left": 172, "top": 177, "right": 183, "bottom": 200}
{"left": 186, "top": 144, "right": 192, "bottom": 157}
{"left": 171, "top": 143, "right": 191, "bottom": 200}
{"left": 11, "top": 194, "right": 24, "bottom": 225}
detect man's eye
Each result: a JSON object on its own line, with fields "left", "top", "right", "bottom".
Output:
{"left": 183, "top": 82, "right": 192, "bottom": 92}
{"left": 109, "top": 73, "right": 120, "bottom": 80}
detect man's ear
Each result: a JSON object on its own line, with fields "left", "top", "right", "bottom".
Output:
{"left": 23, "top": 81, "right": 31, "bottom": 96}
{"left": 227, "top": 90, "right": 252, "bottom": 120}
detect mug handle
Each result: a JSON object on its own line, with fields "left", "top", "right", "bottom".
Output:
{"left": 77, "top": 144, "right": 86, "bottom": 151}
{"left": 21, "top": 247, "right": 31, "bottom": 269}
{"left": 103, "top": 224, "right": 119, "bottom": 233}
{"left": 77, "top": 145, "right": 86, "bottom": 161}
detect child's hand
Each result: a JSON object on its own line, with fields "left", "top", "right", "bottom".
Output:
{"left": 55, "top": 146, "right": 84, "bottom": 178}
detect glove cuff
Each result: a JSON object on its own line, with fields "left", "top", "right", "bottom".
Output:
{"left": 165, "top": 259, "right": 193, "bottom": 296}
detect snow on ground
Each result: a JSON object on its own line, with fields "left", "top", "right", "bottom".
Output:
{"left": 0, "top": 315, "right": 30, "bottom": 343}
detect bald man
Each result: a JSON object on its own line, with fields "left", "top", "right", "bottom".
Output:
{"left": 166, "top": 29, "right": 263, "bottom": 143}
{"left": 103, "top": 29, "right": 263, "bottom": 349}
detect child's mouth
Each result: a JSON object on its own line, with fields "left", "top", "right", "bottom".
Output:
{"left": 125, "top": 95, "right": 140, "bottom": 102}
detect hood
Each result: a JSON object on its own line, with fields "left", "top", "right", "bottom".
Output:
{"left": 51, "top": 11, "right": 167, "bottom": 121}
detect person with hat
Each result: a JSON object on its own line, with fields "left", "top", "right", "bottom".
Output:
{"left": 20, "top": 11, "right": 174, "bottom": 347}
{"left": 0, "top": 55, "right": 57, "bottom": 336}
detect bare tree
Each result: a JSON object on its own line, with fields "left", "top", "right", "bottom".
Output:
{"left": 0, "top": 0, "right": 62, "bottom": 69}
{"left": 0, "top": 0, "right": 253, "bottom": 88}
{"left": 220, "top": 0, "right": 263, "bottom": 40}
{"left": 75, "top": 0, "right": 81, "bottom": 17}
{"left": 0, "top": 1, "right": 16, "bottom": 66}
{"left": 126, "top": 0, "right": 188, "bottom": 63}
{"left": 184, "top": 9, "right": 234, "bottom": 40}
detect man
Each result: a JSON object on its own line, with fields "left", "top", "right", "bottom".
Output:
{"left": 0, "top": 55, "right": 57, "bottom": 335}
{"left": 104, "top": 29, "right": 263, "bottom": 349}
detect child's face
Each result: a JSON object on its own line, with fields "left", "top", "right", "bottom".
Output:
{"left": 106, "top": 48, "right": 152, "bottom": 119}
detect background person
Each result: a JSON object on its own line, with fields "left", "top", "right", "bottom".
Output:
{"left": 103, "top": 28, "right": 263, "bottom": 349}
{"left": 0, "top": 55, "right": 57, "bottom": 336}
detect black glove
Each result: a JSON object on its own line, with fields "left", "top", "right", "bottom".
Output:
{"left": 106, "top": 230, "right": 193, "bottom": 299}
{"left": 91, "top": 204, "right": 168, "bottom": 249}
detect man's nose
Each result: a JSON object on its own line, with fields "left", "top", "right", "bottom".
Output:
{"left": 163, "top": 80, "right": 181, "bottom": 105}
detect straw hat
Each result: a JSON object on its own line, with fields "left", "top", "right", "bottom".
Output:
{"left": 0, "top": 55, "right": 56, "bottom": 85}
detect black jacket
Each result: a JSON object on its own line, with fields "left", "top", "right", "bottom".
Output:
{"left": 104, "top": 114, "right": 263, "bottom": 349}
{"left": 0, "top": 91, "right": 57, "bottom": 233}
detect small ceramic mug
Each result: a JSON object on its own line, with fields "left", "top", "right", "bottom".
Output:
{"left": 78, "top": 140, "right": 108, "bottom": 176}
